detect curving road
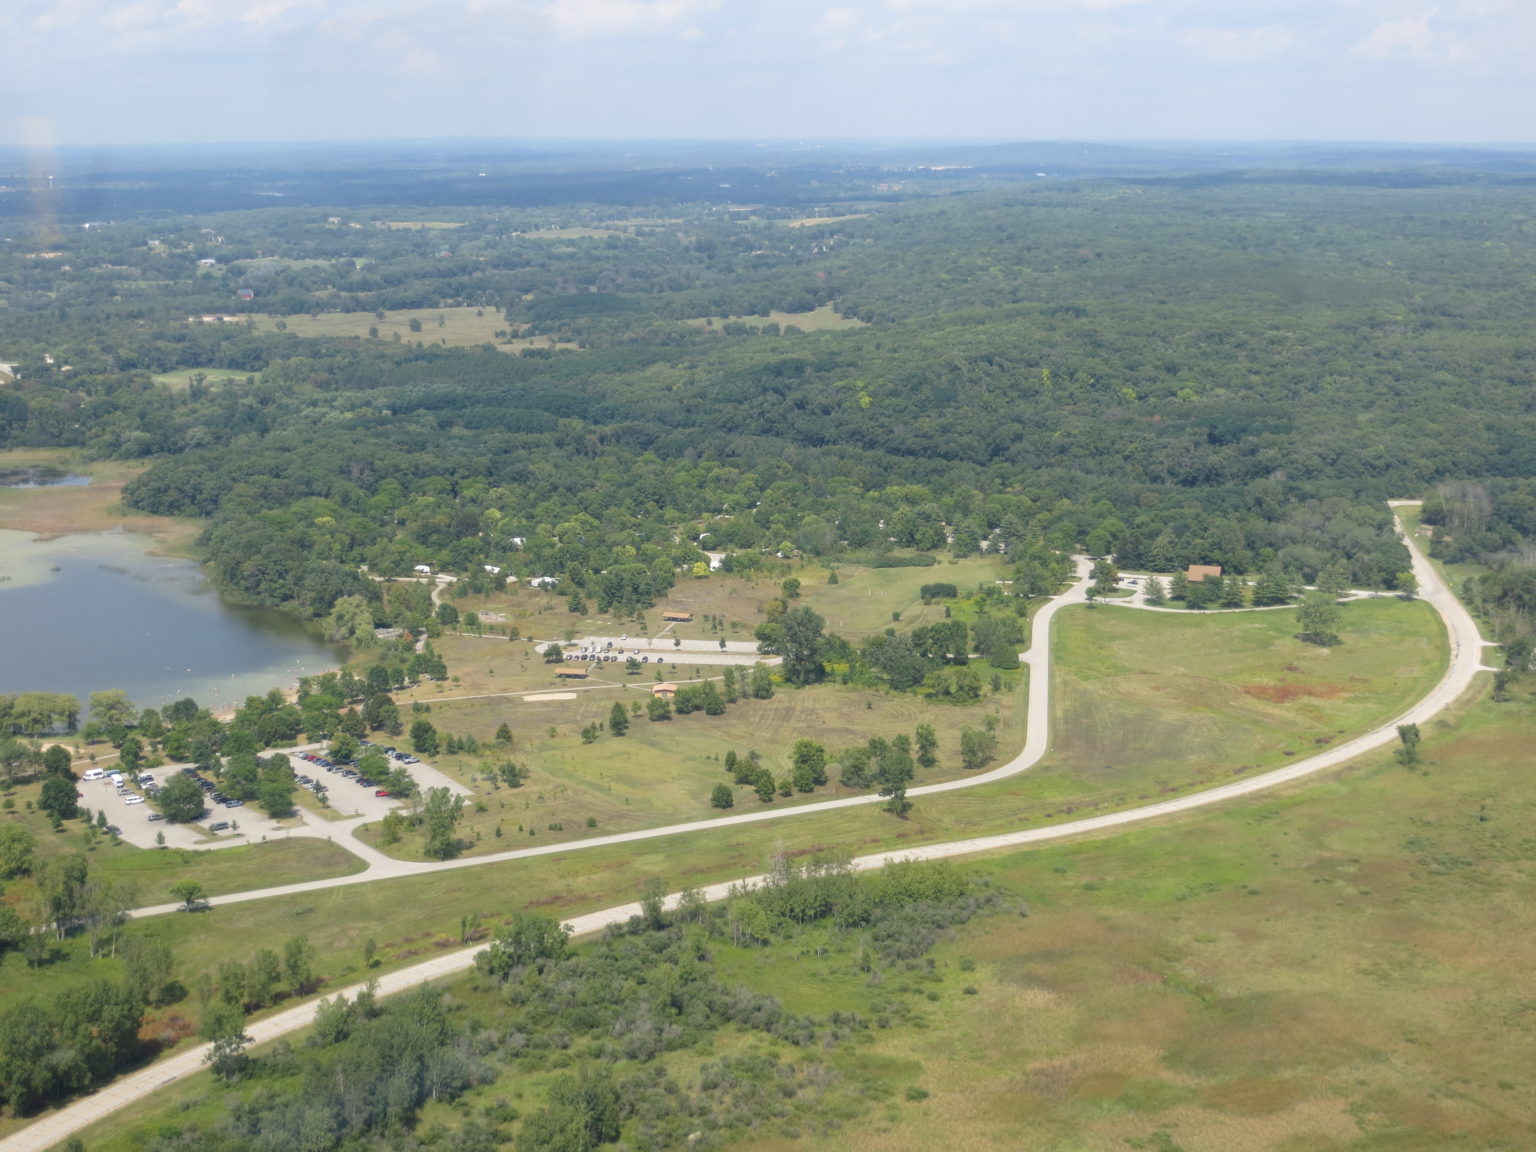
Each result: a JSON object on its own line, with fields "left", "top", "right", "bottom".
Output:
{"left": 0, "top": 506, "right": 1493, "bottom": 1152}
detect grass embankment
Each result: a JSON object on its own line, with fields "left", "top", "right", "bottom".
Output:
{"left": 66, "top": 675, "right": 1535, "bottom": 1152}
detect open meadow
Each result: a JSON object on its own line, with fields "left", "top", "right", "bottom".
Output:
{"left": 1040, "top": 597, "right": 1447, "bottom": 804}
{"left": 236, "top": 306, "right": 579, "bottom": 352}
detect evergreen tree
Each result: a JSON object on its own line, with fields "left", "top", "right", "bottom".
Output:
{"left": 1251, "top": 565, "right": 1293, "bottom": 607}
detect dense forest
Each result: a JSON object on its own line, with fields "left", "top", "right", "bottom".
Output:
{"left": 6, "top": 157, "right": 1536, "bottom": 629}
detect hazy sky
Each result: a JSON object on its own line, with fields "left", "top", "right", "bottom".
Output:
{"left": 1, "top": 0, "right": 1528, "bottom": 147}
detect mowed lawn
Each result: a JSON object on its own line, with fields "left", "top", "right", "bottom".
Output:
{"left": 1044, "top": 597, "right": 1445, "bottom": 796}
{"left": 805, "top": 556, "right": 1012, "bottom": 639}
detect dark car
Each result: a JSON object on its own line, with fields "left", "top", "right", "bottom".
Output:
{"left": 356, "top": 778, "right": 375, "bottom": 788}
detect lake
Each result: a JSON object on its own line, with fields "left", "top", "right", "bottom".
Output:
{"left": 0, "top": 528, "right": 344, "bottom": 716}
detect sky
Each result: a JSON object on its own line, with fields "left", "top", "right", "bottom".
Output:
{"left": 1, "top": 0, "right": 1530, "bottom": 147}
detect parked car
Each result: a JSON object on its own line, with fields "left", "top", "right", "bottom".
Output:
{"left": 148, "top": 812, "right": 164, "bottom": 822}
{"left": 224, "top": 799, "right": 244, "bottom": 808}
{"left": 356, "top": 778, "right": 375, "bottom": 788}
{"left": 208, "top": 821, "right": 229, "bottom": 832}
{"left": 374, "top": 789, "right": 390, "bottom": 798}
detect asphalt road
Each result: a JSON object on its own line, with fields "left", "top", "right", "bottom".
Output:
{"left": 0, "top": 505, "right": 1490, "bottom": 1152}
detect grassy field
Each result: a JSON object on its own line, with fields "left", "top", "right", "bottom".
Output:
{"left": 1042, "top": 597, "right": 1447, "bottom": 800}
{"left": 0, "top": 447, "right": 202, "bottom": 555}
{"left": 239, "top": 306, "right": 579, "bottom": 352}
{"left": 728, "top": 693, "right": 1536, "bottom": 1152}
{"left": 61, "top": 663, "right": 1531, "bottom": 1152}
{"left": 366, "top": 673, "right": 1023, "bottom": 859}
{"left": 148, "top": 366, "right": 252, "bottom": 391}
{"left": 784, "top": 213, "right": 873, "bottom": 228}
{"left": 684, "top": 303, "right": 865, "bottom": 332}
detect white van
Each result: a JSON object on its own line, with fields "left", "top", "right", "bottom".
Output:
{"left": 83, "top": 768, "right": 105, "bottom": 781}
{"left": 108, "top": 772, "right": 125, "bottom": 785}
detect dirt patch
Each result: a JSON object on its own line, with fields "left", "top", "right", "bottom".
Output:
{"left": 1241, "top": 681, "right": 1351, "bottom": 703}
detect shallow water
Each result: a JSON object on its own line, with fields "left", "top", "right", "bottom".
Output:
{"left": 0, "top": 468, "right": 92, "bottom": 488}
{"left": 0, "top": 528, "right": 343, "bottom": 715}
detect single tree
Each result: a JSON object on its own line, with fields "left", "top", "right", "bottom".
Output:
{"left": 158, "top": 774, "right": 207, "bottom": 823}
{"left": 201, "top": 1001, "right": 252, "bottom": 1082}
{"left": 171, "top": 878, "right": 206, "bottom": 911}
{"left": 410, "top": 718, "right": 439, "bottom": 755}
{"left": 710, "top": 783, "right": 735, "bottom": 810}
{"left": 421, "top": 786, "right": 464, "bottom": 860}
{"left": 39, "top": 775, "right": 79, "bottom": 821}
{"left": 1296, "top": 591, "right": 1343, "bottom": 646}
{"left": 608, "top": 701, "right": 629, "bottom": 736}
{"left": 750, "top": 664, "right": 775, "bottom": 699}
{"left": 915, "top": 723, "right": 938, "bottom": 769}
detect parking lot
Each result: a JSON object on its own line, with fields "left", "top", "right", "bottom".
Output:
{"left": 88, "top": 742, "right": 470, "bottom": 854}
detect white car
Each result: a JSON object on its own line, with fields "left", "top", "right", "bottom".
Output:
{"left": 123, "top": 795, "right": 145, "bottom": 806}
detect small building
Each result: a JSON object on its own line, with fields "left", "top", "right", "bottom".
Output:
{"left": 555, "top": 666, "right": 589, "bottom": 679}
{"left": 413, "top": 564, "right": 432, "bottom": 574}
{"left": 652, "top": 682, "right": 678, "bottom": 698}
{"left": 482, "top": 565, "right": 502, "bottom": 575}
{"left": 529, "top": 575, "right": 559, "bottom": 588}
{"left": 236, "top": 288, "right": 255, "bottom": 301}
{"left": 662, "top": 610, "right": 694, "bottom": 623}
{"left": 1186, "top": 565, "right": 1223, "bottom": 583}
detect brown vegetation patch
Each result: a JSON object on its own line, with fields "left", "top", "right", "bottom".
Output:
{"left": 1241, "top": 681, "right": 1351, "bottom": 703}
{"left": 138, "top": 1010, "right": 195, "bottom": 1049}
{"left": 1198, "top": 1076, "right": 1305, "bottom": 1116}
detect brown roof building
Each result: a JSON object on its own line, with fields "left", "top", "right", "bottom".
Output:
{"left": 662, "top": 611, "right": 694, "bottom": 623}
{"left": 651, "top": 682, "right": 678, "bottom": 698}
{"left": 1186, "top": 565, "right": 1223, "bottom": 583}
{"left": 554, "top": 666, "right": 589, "bottom": 679}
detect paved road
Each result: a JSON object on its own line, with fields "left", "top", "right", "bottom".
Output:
{"left": 1, "top": 506, "right": 1491, "bottom": 1152}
